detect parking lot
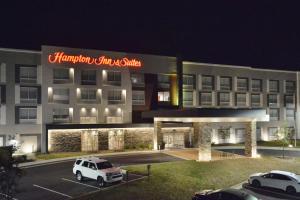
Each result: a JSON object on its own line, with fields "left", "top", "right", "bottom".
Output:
{"left": 12, "top": 152, "right": 181, "bottom": 200}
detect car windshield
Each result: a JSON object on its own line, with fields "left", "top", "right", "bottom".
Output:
{"left": 96, "top": 161, "right": 113, "bottom": 170}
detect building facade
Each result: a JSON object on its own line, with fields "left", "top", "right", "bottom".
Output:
{"left": 0, "top": 45, "right": 298, "bottom": 153}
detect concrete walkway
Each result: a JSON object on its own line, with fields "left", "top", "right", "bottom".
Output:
{"left": 19, "top": 150, "right": 160, "bottom": 168}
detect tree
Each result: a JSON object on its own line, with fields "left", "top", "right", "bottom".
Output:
{"left": 0, "top": 146, "right": 23, "bottom": 200}
{"left": 277, "top": 123, "right": 295, "bottom": 159}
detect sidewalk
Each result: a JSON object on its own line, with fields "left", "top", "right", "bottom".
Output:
{"left": 212, "top": 146, "right": 300, "bottom": 151}
{"left": 19, "top": 150, "right": 159, "bottom": 168}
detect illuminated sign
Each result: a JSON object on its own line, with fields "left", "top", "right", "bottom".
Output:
{"left": 48, "top": 52, "right": 142, "bottom": 68}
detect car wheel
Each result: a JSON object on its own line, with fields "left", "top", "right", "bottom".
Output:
{"left": 76, "top": 171, "right": 83, "bottom": 182}
{"left": 97, "top": 176, "right": 105, "bottom": 187}
{"left": 286, "top": 186, "right": 296, "bottom": 194}
{"left": 252, "top": 180, "right": 261, "bottom": 188}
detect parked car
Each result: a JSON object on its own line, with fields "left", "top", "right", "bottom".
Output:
{"left": 192, "top": 188, "right": 258, "bottom": 200}
{"left": 249, "top": 170, "right": 300, "bottom": 194}
{"left": 73, "top": 157, "right": 123, "bottom": 187}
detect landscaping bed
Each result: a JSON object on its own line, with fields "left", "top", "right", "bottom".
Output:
{"left": 75, "top": 157, "right": 300, "bottom": 200}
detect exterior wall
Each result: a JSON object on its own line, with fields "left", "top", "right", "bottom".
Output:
{"left": 0, "top": 49, "right": 42, "bottom": 151}
{"left": 184, "top": 62, "right": 298, "bottom": 141}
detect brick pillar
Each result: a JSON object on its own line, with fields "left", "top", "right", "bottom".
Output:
{"left": 153, "top": 121, "right": 163, "bottom": 150}
{"left": 245, "top": 120, "right": 257, "bottom": 157}
{"left": 195, "top": 122, "right": 212, "bottom": 161}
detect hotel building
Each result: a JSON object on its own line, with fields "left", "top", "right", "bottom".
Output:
{"left": 0, "top": 45, "right": 298, "bottom": 156}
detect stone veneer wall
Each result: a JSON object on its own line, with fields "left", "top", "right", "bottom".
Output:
{"left": 48, "top": 128, "right": 154, "bottom": 152}
{"left": 49, "top": 130, "right": 81, "bottom": 152}
{"left": 124, "top": 128, "right": 154, "bottom": 149}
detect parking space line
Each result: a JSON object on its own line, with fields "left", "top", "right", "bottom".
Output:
{"left": 33, "top": 184, "right": 72, "bottom": 198}
{"left": 0, "top": 192, "right": 18, "bottom": 200}
{"left": 61, "top": 178, "right": 101, "bottom": 190}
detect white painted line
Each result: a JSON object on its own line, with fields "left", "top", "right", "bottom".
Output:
{"left": 61, "top": 178, "right": 101, "bottom": 190}
{"left": 33, "top": 184, "right": 72, "bottom": 198}
{"left": 0, "top": 192, "right": 18, "bottom": 200}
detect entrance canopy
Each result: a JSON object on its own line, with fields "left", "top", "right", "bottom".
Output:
{"left": 144, "top": 108, "right": 269, "bottom": 161}
{"left": 142, "top": 108, "right": 269, "bottom": 122}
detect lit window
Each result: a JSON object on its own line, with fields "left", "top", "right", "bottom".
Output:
{"left": 183, "top": 91, "right": 193, "bottom": 106}
{"left": 158, "top": 91, "right": 170, "bottom": 102}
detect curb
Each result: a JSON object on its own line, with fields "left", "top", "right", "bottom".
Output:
{"left": 212, "top": 146, "right": 300, "bottom": 151}
{"left": 19, "top": 150, "right": 160, "bottom": 168}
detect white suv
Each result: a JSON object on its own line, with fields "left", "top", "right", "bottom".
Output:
{"left": 73, "top": 157, "right": 123, "bottom": 187}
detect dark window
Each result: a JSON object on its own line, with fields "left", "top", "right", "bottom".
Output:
{"left": 81, "top": 70, "right": 96, "bottom": 85}
{"left": 75, "top": 160, "right": 82, "bottom": 165}
{"left": 237, "top": 77, "right": 248, "bottom": 91}
{"left": 269, "top": 80, "right": 279, "bottom": 93}
{"left": 82, "top": 161, "right": 89, "bottom": 167}
{"left": 96, "top": 161, "right": 113, "bottom": 170}
{"left": 252, "top": 79, "right": 262, "bottom": 92}
{"left": 272, "top": 173, "right": 291, "bottom": 181}
{"left": 220, "top": 76, "right": 232, "bottom": 90}
{"left": 89, "top": 163, "right": 97, "bottom": 169}
{"left": 202, "top": 75, "right": 214, "bottom": 90}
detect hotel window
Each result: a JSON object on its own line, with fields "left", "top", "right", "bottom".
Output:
{"left": 183, "top": 91, "right": 193, "bottom": 106}
{"left": 235, "top": 129, "right": 245, "bottom": 142}
{"left": 80, "top": 108, "right": 97, "bottom": 124}
{"left": 269, "top": 108, "right": 280, "bottom": 121}
{"left": 158, "top": 91, "right": 170, "bottom": 102}
{"left": 286, "top": 109, "right": 295, "bottom": 121}
{"left": 19, "top": 66, "right": 37, "bottom": 84}
{"left": 218, "top": 128, "right": 230, "bottom": 143}
{"left": 132, "top": 90, "right": 145, "bottom": 105}
{"left": 199, "top": 92, "right": 212, "bottom": 106}
{"left": 52, "top": 88, "right": 69, "bottom": 104}
{"left": 183, "top": 75, "right": 194, "bottom": 89}
{"left": 81, "top": 89, "right": 97, "bottom": 102}
{"left": 268, "top": 127, "right": 278, "bottom": 140}
{"left": 53, "top": 108, "right": 70, "bottom": 123}
{"left": 285, "top": 81, "right": 295, "bottom": 93}
{"left": 81, "top": 70, "right": 96, "bottom": 85}
{"left": 107, "top": 90, "right": 123, "bottom": 105}
{"left": 20, "top": 87, "right": 38, "bottom": 104}
{"left": 251, "top": 94, "right": 261, "bottom": 107}
{"left": 237, "top": 78, "right": 248, "bottom": 91}
{"left": 107, "top": 71, "right": 121, "bottom": 85}
{"left": 236, "top": 93, "right": 247, "bottom": 107}
{"left": 131, "top": 73, "right": 145, "bottom": 87}
{"left": 158, "top": 74, "right": 170, "bottom": 88}
{"left": 218, "top": 92, "right": 230, "bottom": 106}
{"left": 269, "top": 80, "right": 279, "bottom": 93}
{"left": 251, "top": 79, "right": 262, "bottom": 92}
{"left": 202, "top": 75, "right": 214, "bottom": 91}
{"left": 284, "top": 95, "right": 294, "bottom": 108}
{"left": 17, "top": 107, "right": 37, "bottom": 124}
{"left": 53, "top": 68, "right": 70, "bottom": 84}
{"left": 220, "top": 76, "right": 232, "bottom": 91}
{"left": 268, "top": 94, "right": 278, "bottom": 107}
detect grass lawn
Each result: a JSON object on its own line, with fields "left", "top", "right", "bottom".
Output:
{"left": 75, "top": 157, "right": 300, "bottom": 200}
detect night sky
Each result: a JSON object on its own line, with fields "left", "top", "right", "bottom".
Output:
{"left": 1, "top": 1, "right": 300, "bottom": 71}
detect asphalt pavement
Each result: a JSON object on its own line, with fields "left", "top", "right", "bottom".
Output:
{"left": 12, "top": 152, "right": 182, "bottom": 200}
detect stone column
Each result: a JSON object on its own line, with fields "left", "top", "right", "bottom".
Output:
{"left": 153, "top": 121, "right": 163, "bottom": 150}
{"left": 245, "top": 120, "right": 257, "bottom": 157}
{"left": 193, "top": 122, "right": 200, "bottom": 147}
{"left": 195, "top": 122, "right": 212, "bottom": 161}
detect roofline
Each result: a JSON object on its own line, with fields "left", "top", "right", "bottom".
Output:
{"left": 0, "top": 47, "right": 41, "bottom": 54}
{"left": 183, "top": 61, "right": 298, "bottom": 74}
